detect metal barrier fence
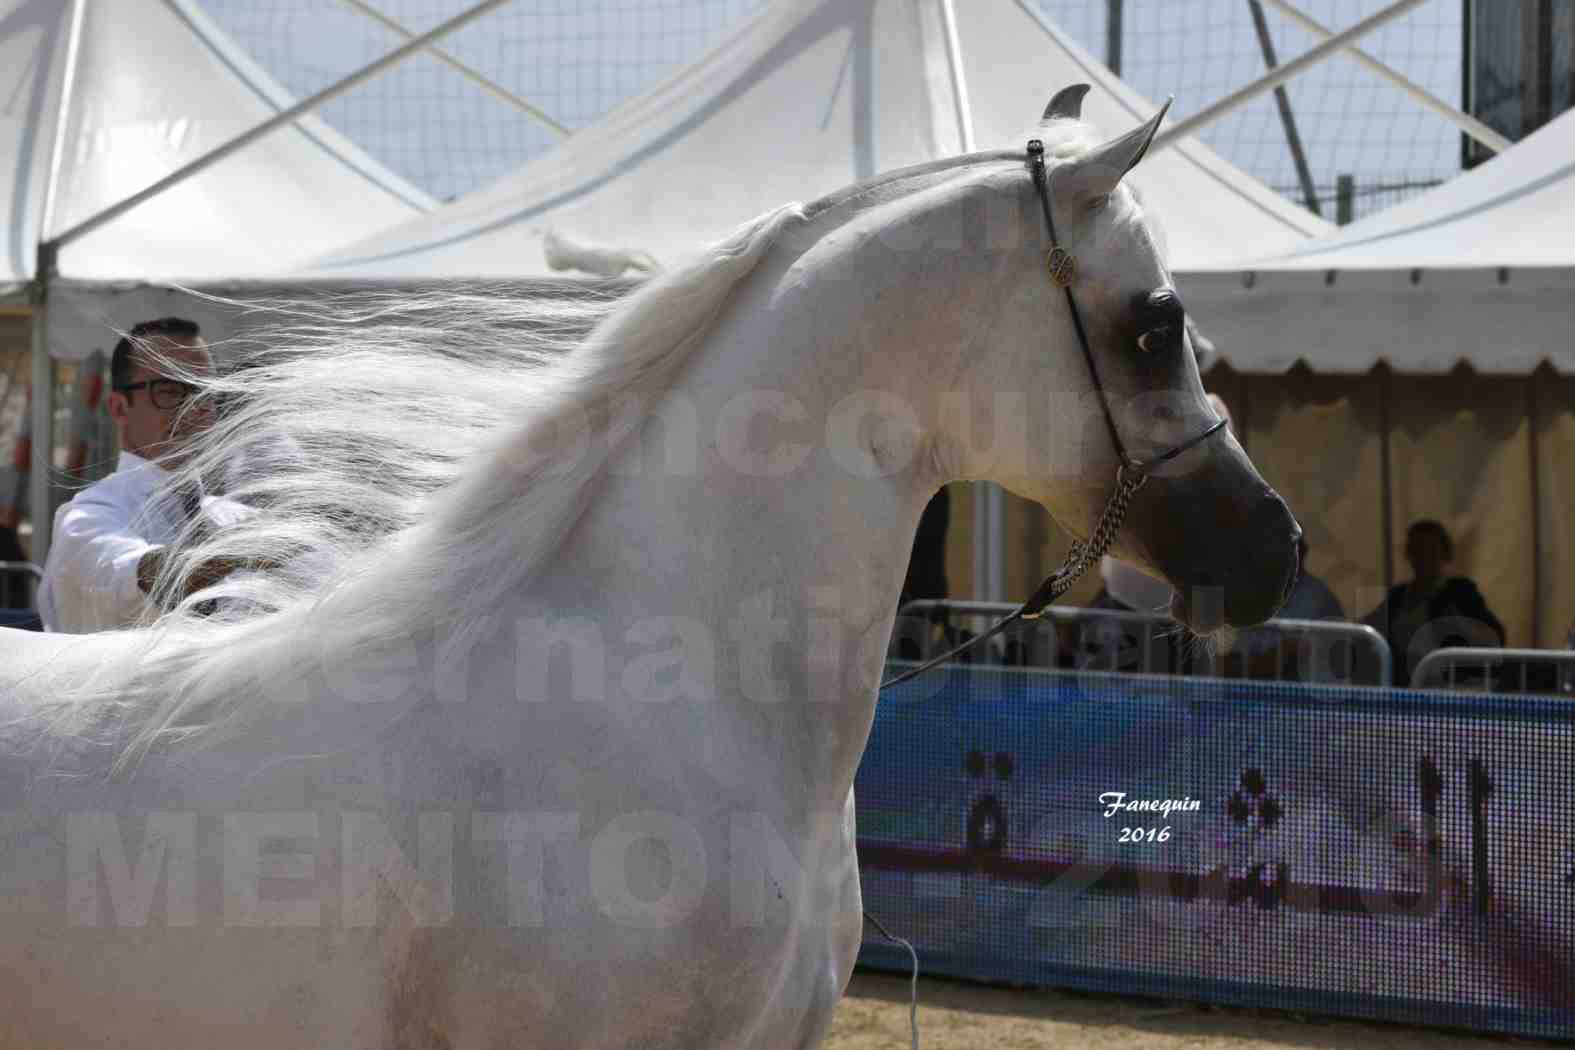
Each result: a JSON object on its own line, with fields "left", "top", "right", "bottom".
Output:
{"left": 895, "top": 600, "right": 1392, "bottom": 687}
{"left": 855, "top": 665, "right": 1575, "bottom": 1040}
{"left": 1413, "top": 647, "right": 1575, "bottom": 695}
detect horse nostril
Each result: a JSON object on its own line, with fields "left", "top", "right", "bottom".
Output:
{"left": 1279, "top": 530, "right": 1302, "bottom": 602}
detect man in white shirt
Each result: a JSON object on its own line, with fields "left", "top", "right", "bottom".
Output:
{"left": 39, "top": 317, "right": 240, "bottom": 632}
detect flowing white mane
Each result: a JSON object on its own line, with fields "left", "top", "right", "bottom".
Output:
{"left": 33, "top": 125, "right": 1112, "bottom": 765}
{"left": 34, "top": 203, "right": 807, "bottom": 761}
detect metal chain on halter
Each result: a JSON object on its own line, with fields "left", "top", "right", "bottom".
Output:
{"left": 877, "top": 466, "right": 1145, "bottom": 692}
{"left": 1024, "top": 465, "right": 1147, "bottom": 615}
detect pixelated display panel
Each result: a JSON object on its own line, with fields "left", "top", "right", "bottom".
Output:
{"left": 856, "top": 667, "right": 1575, "bottom": 1040}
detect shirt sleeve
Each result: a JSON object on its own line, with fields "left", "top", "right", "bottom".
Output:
{"left": 39, "top": 495, "right": 157, "bottom": 633}
{"left": 1313, "top": 578, "right": 1346, "bottom": 620}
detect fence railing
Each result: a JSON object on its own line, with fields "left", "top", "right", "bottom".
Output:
{"left": 893, "top": 600, "right": 1392, "bottom": 687}
{"left": 1412, "top": 646, "right": 1575, "bottom": 695}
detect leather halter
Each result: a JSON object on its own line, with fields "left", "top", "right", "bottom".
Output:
{"left": 1026, "top": 138, "right": 1228, "bottom": 482}
{"left": 879, "top": 139, "right": 1229, "bottom": 691}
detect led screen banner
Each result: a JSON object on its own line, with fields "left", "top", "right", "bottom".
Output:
{"left": 854, "top": 668, "right": 1575, "bottom": 1040}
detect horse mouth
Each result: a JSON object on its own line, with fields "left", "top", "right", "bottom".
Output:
{"left": 1167, "top": 561, "right": 1296, "bottom": 633}
{"left": 1159, "top": 494, "right": 1302, "bottom": 633}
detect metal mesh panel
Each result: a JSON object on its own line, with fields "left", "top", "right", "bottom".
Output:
{"left": 200, "top": 0, "right": 1472, "bottom": 221}
{"left": 856, "top": 666, "right": 1575, "bottom": 1040}
{"left": 1039, "top": 0, "right": 1466, "bottom": 222}
{"left": 200, "top": 0, "right": 766, "bottom": 201}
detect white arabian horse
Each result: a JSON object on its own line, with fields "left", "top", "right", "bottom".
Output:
{"left": 0, "top": 89, "right": 1298, "bottom": 1049}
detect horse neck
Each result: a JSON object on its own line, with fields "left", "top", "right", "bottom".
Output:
{"left": 505, "top": 213, "right": 979, "bottom": 806}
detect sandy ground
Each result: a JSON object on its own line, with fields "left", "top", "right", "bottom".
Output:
{"left": 825, "top": 971, "right": 1551, "bottom": 1050}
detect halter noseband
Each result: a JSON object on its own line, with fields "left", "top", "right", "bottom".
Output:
{"left": 879, "top": 138, "right": 1228, "bottom": 691}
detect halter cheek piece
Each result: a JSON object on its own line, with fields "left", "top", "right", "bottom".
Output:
{"left": 880, "top": 139, "right": 1229, "bottom": 691}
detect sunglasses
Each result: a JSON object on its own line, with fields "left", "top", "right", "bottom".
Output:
{"left": 115, "top": 379, "right": 199, "bottom": 410}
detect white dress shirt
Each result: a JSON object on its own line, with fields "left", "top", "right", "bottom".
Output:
{"left": 38, "top": 451, "right": 244, "bottom": 633}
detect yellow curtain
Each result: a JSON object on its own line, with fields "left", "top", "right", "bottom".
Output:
{"left": 1239, "top": 366, "right": 1388, "bottom": 623}
{"left": 943, "top": 366, "right": 1558, "bottom": 652}
{"left": 1536, "top": 369, "right": 1575, "bottom": 649}
{"left": 1386, "top": 370, "right": 1533, "bottom": 647}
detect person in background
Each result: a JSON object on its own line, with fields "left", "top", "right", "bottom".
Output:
{"left": 1361, "top": 519, "right": 1504, "bottom": 687}
{"left": 1275, "top": 534, "right": 1344, "bottom": 621}
{"left": 892, "top": 487, "right": 954, "bottom": 662}
{"left": 1232, "top": 534, "right": 1345, "bottom": 681}
{"left": 898, "top": 487, "right": 950, "bottom": 614}
{"left": 0, "top": 523, "right": 29, "bottom": 609}
{"left": 38, "top": 317, "right": 247, "bottom": 633}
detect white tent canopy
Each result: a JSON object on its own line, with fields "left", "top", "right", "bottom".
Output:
{"left": 1, "top": 0, "right": 65, "bottom": 300}
{"left": 1181, "top": 107, "right": 1575, "bottom": 374}
{"left": 306, "top": 0, "right": 1330, "bottom": 280}
{"left": 0, "top": 0, "right": 433, "bottom": 350}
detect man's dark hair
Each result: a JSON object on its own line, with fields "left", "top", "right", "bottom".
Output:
{"left": 111, "top": 316, "right": 202, "bottom": 391}
{"left": 1407, "top": 518, "right": 1453, "bottom": 560}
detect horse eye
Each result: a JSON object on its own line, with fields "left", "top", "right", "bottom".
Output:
{"left": 1136, "top": 325, "right": 1181, "bottom": 354}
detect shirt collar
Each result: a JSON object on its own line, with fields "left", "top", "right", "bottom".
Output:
{"left": 117, "top": 450, "right": 169, "bottom": 475}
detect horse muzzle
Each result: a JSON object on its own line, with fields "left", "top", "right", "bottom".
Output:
{"left": 1163, "top": 489, "right": 1301, "bottom": 633}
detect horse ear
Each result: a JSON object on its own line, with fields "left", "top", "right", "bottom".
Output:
{"left": 1041, "top": 84, "right": 1090, "bottom": 122}
{"left": 1054, "top": 97, "right": 1172, "bottom": 205}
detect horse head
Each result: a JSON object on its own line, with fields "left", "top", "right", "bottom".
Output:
{"left": 933, "top": 86, "right": 1300, "bottom": 631}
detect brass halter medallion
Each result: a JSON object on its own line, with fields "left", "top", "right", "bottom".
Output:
{"left": 1046, "top": 247, "right": 1077, "bottom": 288}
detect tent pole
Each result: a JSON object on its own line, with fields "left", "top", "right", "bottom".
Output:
{"left": 1527, "top": 373, "right": 1543, "bottom": 646}
{"left": 1377, "top": 365, "right": 1394, "bottom": 591}
{"left": 938, "top": 0, "right": 1006, "bottom": 602}
{"left": 28, "top": 288, "right": 52, "bottom": 563}
{"left": 27, "top": 0, "right": 86, "bottom": 565}
{"left": 39, "top": 0, "right": 86, "bottom": 244}
{"left": 1106, "top": 0, "right": 1123, "bottom": 76}
{"left": 331, "top": 0, "right": 569, "bottom": 137}
{"left": 1151, "top": 0, "right": 1429, "bottom": 153}
{"left": 1247, "top": 0, "right": 1321, "bottom": 216}
{"left": 1259, "top": 0, "right": 1511, "bottom": 154}
{"left": 47, "top": 0, "right": 514, "bottom": 254}
{"left": 937, "top": 0, "right": 975, "bottom": 152}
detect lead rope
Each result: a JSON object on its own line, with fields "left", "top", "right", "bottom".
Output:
{"left": 863, "top": 912, "right": 921, "bottom": 1050}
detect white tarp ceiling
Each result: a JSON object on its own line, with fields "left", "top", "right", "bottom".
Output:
{"left": 0, "top": 0, "right": 432, "bottom": 352}
{"left": 1181, "top": 107, "right": 1575, "bottom": 374}
{"left": 306, "top": 0, "right": 1330, "bottom": 280}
